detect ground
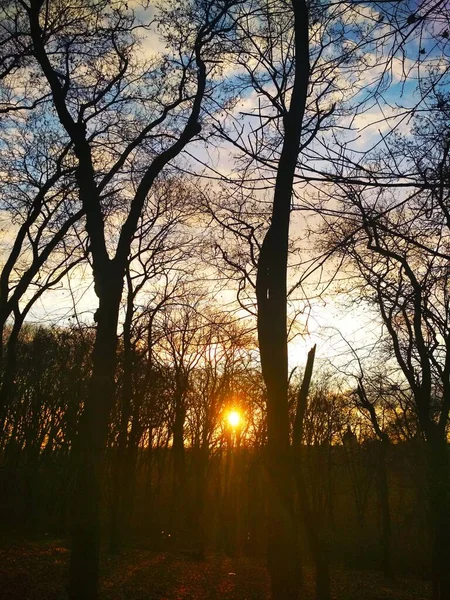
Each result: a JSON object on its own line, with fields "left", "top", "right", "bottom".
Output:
{"left": 0, "top": 539, "right": 431, "bottom": 600}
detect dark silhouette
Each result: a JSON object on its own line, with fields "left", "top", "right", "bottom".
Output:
{"left": 0, "top": 1, "right": 449, "bottom": 599}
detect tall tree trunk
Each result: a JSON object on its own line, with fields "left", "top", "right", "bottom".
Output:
{"left": 378, "top": 438, "right": 393, "bottom": 578}
{"left": 173, "top": 391, "right": 186, "bottom": 483}
{"left": 109, "top": 366, "right": 133, "bottom": 552}
{"left": 171, "top": 385, "right": 187, "bottom": 539}
{"left": 428, "top": 431, "right": 450, "bottom": 600}
{"left": 0, "top": 311, "right": 24, "bottom": 434}
{"left": 192, "top": 444, "right": 209, "bottom": 557}
{"left": 110, "top": 279, "right": 135, "bottom": 553}
{"left": 68, "top": 280, "right": 122, "bottom": 600}
{"left": 255, "top": 2, "right": 309, "bottom": 598}
{"left": 223, "top": 430, "right": 238, "bottom": 557}
{"left": 356, "top": 383, "right": 393, "bottom": 579}
{"left": 293, "top": 346, "right": 330, "bottom": 600}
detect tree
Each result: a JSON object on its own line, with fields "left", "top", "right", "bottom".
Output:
{"left": 109, "top": 179, "right": 194, "bottom": 552}
{"left": 3, "top": 0, "right": 241, "bottom": 596}
{"left": 203, "top": 0, "right": 375, "bottom": 594}
{"left": 252, "top": 2, "right": 309, "bottom": 594}
{"left": 184, "top": 310, "right": 254, "bottom": 556}
{"left": 326, "top": 99, "right": 450, "bottom": 597}
{"left": 0, "top": 107, "right": 86, "bottom": 428}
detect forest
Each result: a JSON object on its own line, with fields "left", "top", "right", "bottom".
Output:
{"left": 0, "top": 0, "right": 449, "bottom": 599}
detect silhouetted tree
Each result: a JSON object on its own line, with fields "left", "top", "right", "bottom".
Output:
{"left": 327, "top": 99, "right": 450, "bottom": 597}
{"left": 4, "top": 0, "right": 242, "bottom": 596}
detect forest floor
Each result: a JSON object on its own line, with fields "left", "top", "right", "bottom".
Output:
{"left": 0, "top": 538, "right": 431, "bottom": 600}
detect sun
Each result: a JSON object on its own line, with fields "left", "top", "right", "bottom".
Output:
{"left": 227, "top": 410, "right": 241, "bottom": 428}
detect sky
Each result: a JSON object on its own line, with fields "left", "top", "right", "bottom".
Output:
{"left": 3, "top": 0, "right": 449, "bottom": 377}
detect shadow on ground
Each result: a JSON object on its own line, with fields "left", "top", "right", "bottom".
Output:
{"left": 0, "top": 539, "right": 430, "bottom": 600}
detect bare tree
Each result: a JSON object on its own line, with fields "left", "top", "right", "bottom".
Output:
{"left": 326, "top": 100, "right": 450, "bottom": 597}
{"left": 109, "top": 179, "right": 195, "bottom": 552}
{"left": 1, "top": 1, "right": 241, "bottom": 596}
{"left": 252, "top": 2, "right": 309, "bottom": 595}
{"left": 0, "top": 111, "right": 87, "bottom": 426}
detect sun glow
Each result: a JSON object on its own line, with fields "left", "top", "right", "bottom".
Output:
{"left": 227, "top": 410, "right": 241, "bottom": 428}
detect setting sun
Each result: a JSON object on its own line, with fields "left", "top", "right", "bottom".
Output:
{"left": 227, "top": 410, "right": 241, "bottom": 428}
{"left": 1, "top": 1, "right": 445, "bottom": 597}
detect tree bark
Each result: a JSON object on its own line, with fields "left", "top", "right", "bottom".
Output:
{"left": 68, "top": 280, "right": 122, "bottom": 600}
{"left": 255, "top": 2, "right": 309, "bottom": 597}
{"left": 428, "top": 432, "right": 450, "bottom": 600}
{"left": 172, "top": 390, "right": 187, "bottom": 483}
{"left": 378, "top": 439, "right": 393, "bottom": 579}
{"left": 356, "top": 383, "right": 393, "bottom": 579}
{"left": 110, "top": 279, "right": 135, "bottom": 553}
{"left": 192, "top": 444, "right": 209, "bottom": 557}
{"left": 171, "top": 381, "right": 187, "bottom": 539}
{"left": 0, "top": 311, "right": 24, "bottom": 433}
{"left": 293, "top": 346, "right": 330, "bottom": 600}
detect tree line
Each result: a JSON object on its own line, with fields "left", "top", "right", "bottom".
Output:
{"left": 1, "top": 1, "right": 450, "bottom": 599}
{"left": 0, "top": 319, "right": 438, "bottom": 577}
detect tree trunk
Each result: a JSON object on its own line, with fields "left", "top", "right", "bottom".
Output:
{"left": 428, "top": 433, "right": 450, "bottom": 600}
{"left": 315, "top": 541, "right": 330, "bottom": 600}
{"left": 171, "top": 388, "right": 187, "bottom": 539}
{"left": 255, "top": 2, "right": 309, "bottom": 597}
{"left": 292, "top": 346, "right": 330, "bottom": 600}
{"left": 378, "top": 439, "right": 393, "bottom": 578}
{"left": 110, "top": 294, "right": 134, "bottom": 553}
{"left": 0, "top": 310, "right": 25, "bottom": 433}
{"left": 223, "top": 430, "right": 238, "bottom": 557}
{"left": 267, "top": 446, "right": 299, "bottom": 599}
{"left": 197, "top": 445, "right": 210, "bottom": 557}
{"left": 68, "top": 281, "right": 122, "bottom": 600}
{"left": 172, "top": 393, "right": 186, "bottom": 484}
